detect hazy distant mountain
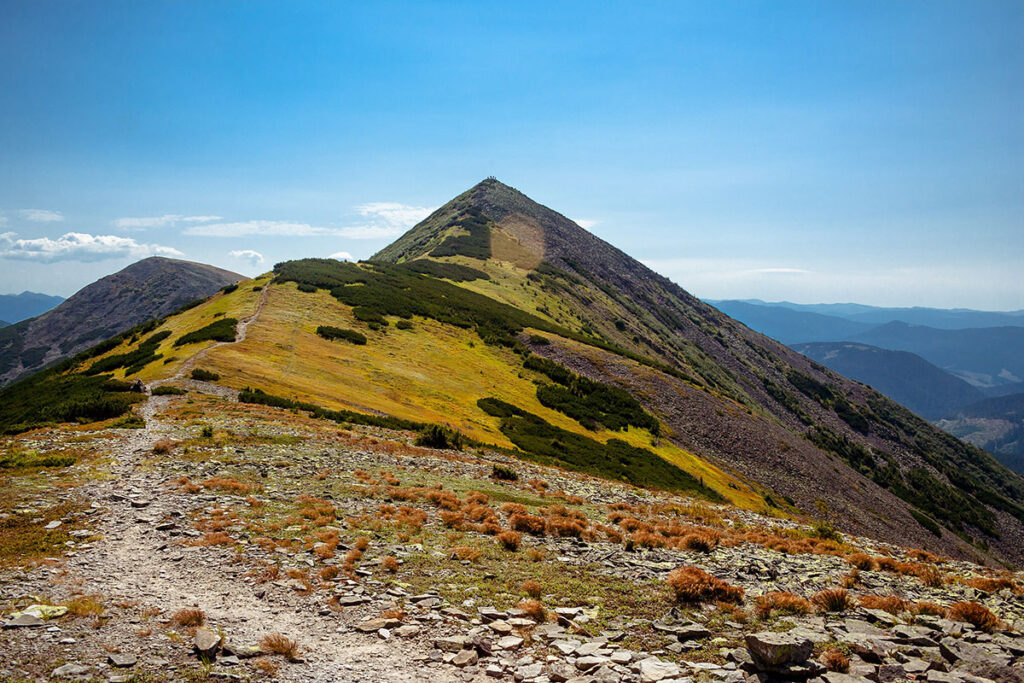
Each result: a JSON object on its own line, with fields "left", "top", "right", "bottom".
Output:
{"left": 793, "top": 342, "right": 984, "bottom": 420}
{"left": 851, "top": 322, "right": 1024, "bottom": 389}
{"left": 0, "top": 320, "right": 8, "bottom": 328}
{"left": 709, "top": 300, "right": 872, "bottom": 344}
{"left": 0, "top": 291, "right": 65, "bottom": 323}
{"left": 720, "top": 299, "right": 1024, "bottom": 330}
{"left": 938, "top": 393, "right": 1024, "bottom": 474}
{"left": 0, "top": 257, "right": 243, "bottom": 385}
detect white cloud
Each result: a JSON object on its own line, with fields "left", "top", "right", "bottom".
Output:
{"left": 113, "top": 214, "right": 222, "bottom": 230}
{"left": 184, "top": 220, "right": 334, "bottom": 237}
{"left": 181, "top": 202, "right": 434, "bottom": 241}
{"left": 0, "top": 231, "right": 183, "bottom": 263}
{"left": 229, "top": 249, "right": 265, "bottom": 265}
{"left": 20, "top": 209, "right": 64, "bottom": 223}
{"left": 573, "top": 218, "right": 598, "bottom": 230}
{"left": 329, "top": 251, "right": 353, "bottom": 261}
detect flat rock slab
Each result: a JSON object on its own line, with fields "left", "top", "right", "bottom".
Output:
{"left": 194, "top": 627, "right": 222, "bottom": 656}
{"left": 3, "top": 613, "right": 45, "bottom": 628}
{"left": 108, "top": 653, "right": 137, "bottom": 668}
{"left": 638, "top": 656, "right": 681, "bottom": 682}
{"left": 745, "top": 631, "right": 813, "bottom": 670}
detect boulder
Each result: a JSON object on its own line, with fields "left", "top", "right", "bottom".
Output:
{"left": 745, "top": 631, "right": 813, "bottom": 671}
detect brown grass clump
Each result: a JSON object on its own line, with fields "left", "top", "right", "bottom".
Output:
{"left": 907, "top": 548, "right": 940, "bottom": 563}
{"left": 966, "top": 577, "right": 1019, "bottom": 594}
{"left": 396, "top": 507, "right": 427, "bottom": 529}
{"left": 318, "top": 566, "right": 340, "bottom": 581}
{"left": 667, "top": 566, "right": 744, "bottom": 604}
{"left": 948, "top": 601, "right": 1001, "bottom": 633}
{"left": 497, "top": 530, "right": 521, "bottom": 551}
{"left": 501, "top": 502, "right": 528, "bottom": 517}
{"left": 846, "top": 553, "right": 876, "bottom": 570}
{"left": 821, "top": 648, "right": 850, "bottom": 673}
{"left": 680, "top": 532, "right": 719, "bottom": 553}
{"left": 65, "top": 595, "right": 105, "bottom": 617}
{"left": 353, "top": 536, "right": 370, "bottom": 552}
{"left": 261, "top": 633, "right": 300, "bottom": 661}
{"left": 859, "top": 595, "right": 907, "bottom": 615}
{"left": 254, "top": 658, "right": 280, "bottom": 676}
{"left": 509, "top": 513, "right": 546, "bottom": 536}
{"left": 201, "top": 477, "right": 255, "bottom": 495}
{"left": 381, "top": 556, "right": 399, "bottom": 573}
{"left": 174, "top": 476, "right": 202, "bottom": 494}
{"left": 172, "top": 608, "right": 205, "bottom": 627}
{"left": 152, "top": 438, "right": 177, "bottom": 455}
{"left": 521, "top": 579, "right": 542, "bottom": 599}
{"left": 812, "top": 589, "right": 851, "bottom": 613}
{"left": 190, "top": 531, "right": 232, "bottom": 546}
{"left": 439, "top": 511, "right": 465, "bottom": 529}
{"left": 754, "top": 592, "right": 811, "bottom": 619}
{"left": 874, "top": 556, "right": 898, "bottom": 572}
{"left": 450, "top": 546, "right": 482, "bottom": 562}
{"left": 841, "top": 569, "right": 860, "bottom": 589}
{"left": 527, "top": 548, "right": 544, "bottom": 562}
{"left": 912, "top": 601, "right": 947, "bottom": 617}
{"left": 518, "top": 599, "right": 546, "bottom": 622}
{"left": 915, "top": 565, "right": 945, "bottom": 588}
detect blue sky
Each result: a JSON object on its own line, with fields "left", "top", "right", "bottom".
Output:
{"left": 0, "top": 1, "right": 1021, "bottom": 309}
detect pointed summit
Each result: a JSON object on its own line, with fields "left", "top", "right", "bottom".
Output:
{"left": 371, "top": 177, "right": 602, "bottom": 269}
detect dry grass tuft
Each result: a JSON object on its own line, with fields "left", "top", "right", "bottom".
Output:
{"left": 381, "top": 556, "right": 399, "bottom": 573}
{"left": 171, "top": 608, "right": 205, "bottom": 627}
{"left": 965, "top": 577, "right": 1019, "bottom": 594}
{"left": 189, "top": 531, "right": 232, "bottom": 546}
{"left": 497, "top": 530, "right": 522, "bottom": 551}
{"left": 821, "top": 648, "right": 850, "bottom": 673}
{"left": 846, "top": 553, "right": 876, "bottom": 570}
{"left": 261, "top": 633, "right": 300, "bottom": 661}
{"left": 518, "top": 599, "right": 546, "bottom": 622}
{"left": 754, "top": 592, "right": 811, "bottom": 619}
{"left": 667, "top": 566, "right": 744, "bottom": 604}
{"left": 680, "top": 532, "right": 719, "bottom": 553}
{"left": 811, "top": 589, "right": 851, "bottom": 613}
{"left": 859, "top": 594, "right": 907, "bottom": 615}
{"left": 152, "top": 438, "right": 178, "bottom": 455}
{"left": 912, "top": 601, "right": 947, "bottom": 617}
{"left": 948, "top": 601, "right": 1001, "bottom": 633}
{"left": 201, "top": 477, "right": 255, "bottom": 495}
{"left": 450, "top": 546, "right": 481, "bottom": 562}
{"left": 65, "top": 595, "right": 105, "bottom": 617}
{"left": 521, "top": 579, "right": 542, "bottom": 599}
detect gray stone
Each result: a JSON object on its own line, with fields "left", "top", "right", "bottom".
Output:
{"left": 51, "top": 663, "right": 90, "bottom": 678}
{"left": 193, "top": 628, "right": 221, "bottom": 657}
{"left": 549, "top": 661, "right": 576, "bottom": 681}
{"left": 394, "top": 624, "right": 421, "bottom": 638}
{"left": 638, "top": 656, "right": 681, "bottom": 682}
{"left": 576, "top": 655, "right": 609, "bottom": 671}
{"left": 107, "top": 653, "right": 137, "bottom": 668}
{"left": 453, "top": 649, "right": 478, "bottom": 667}
{"left": 745, "top": 632, "right": 813, "bottom": 671}
{"left": 3, "top": 613, "right": 45, "bottom": 628}
{"left": 496, "top": 636, "right": 523, "bottom": 651}
{"left": 517, "top": 662, "right": 544, "bottom": 679}
{"left": 435, "top": 635, "right": 470, "bottom": 652}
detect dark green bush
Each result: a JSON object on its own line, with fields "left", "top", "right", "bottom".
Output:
{"left": 84, "top": 330, "right": 170, "bottom": 376}
{"left": 528, "top": 334, "right": 549, "bottom": 345}
{"left": 0, "top": 372, "right": 145, "bottom": 434}
{"left": 220, "top": 283, "right": 239, "bottom": 294}
{"left": 400, "top": 260, "right": 490, "bottom": 282}
{"left": 174, "top": 319, "right": 237, "bottom": 346}
{"left": 190, "top": 368, "right": 220, "bottom": 382}
{"left": 428, "top": 206, "right": 492, "bottom": 260}
{"left": 352, "top": 307, "right": 387, "bottom": 326}
{"left": 477, "top": 398, "right": 720, "bottom": 499}
{"left": 238, "top": 387, "right": 424, "bottom": 432}
{"left": 395, "top": 320, "right": 413, "bottom": 330}
{"left": 491, "top": 464, "right": 518, "bottom": 481}
{"left": 414, "top": 424, "right": 465, "bottom": 450}
{"left": 152, "top": 386, "right": 187, "bottom": 396}
{"left": 316, "top": 326, "right": 367, "bottom": 345}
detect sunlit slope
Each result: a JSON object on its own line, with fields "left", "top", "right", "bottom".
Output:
{"left": 185, "top": 281, "right": 765, "bottom": 508}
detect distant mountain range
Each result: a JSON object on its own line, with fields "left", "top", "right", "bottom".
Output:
{"left": 0, "top": 257, "right": 243, "bottom": 385}
{"left": 0, "top": 291, "right": 65, "bottom": 323}
{"left": 713, "top": 299, "right": 1024, "bottom": 389}
{"left": 714, "top": 299, "right": 1024, "bottom": 473}
{"left": 792, "top": 342, "right": 984, "bottom": 420}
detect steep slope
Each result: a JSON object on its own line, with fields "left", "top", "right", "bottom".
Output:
{"left": 0, "top": 257, "right": 243, "bottom": 385}
{"left": 793, "top": 342, "right": 984, "bottom": 419}
{"left": 0, "top": 290, "right": 64, "bottom": 323}
{"left": 710, "top": 301, "right": 873, "bottom": 344}
{"left": 851, "top": 322, "right": 1024, "bottom": 389}
{"left": 4, "top": 179, "right": 1024, "bottom": 566}
{"left": 0, "top": 320, "right": 8, "bottom": 328}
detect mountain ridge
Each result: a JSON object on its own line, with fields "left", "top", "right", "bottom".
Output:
{"left": 4, "top": 179, "right": 1024, "bottom": 567}
{"left": 0, "top": 257, "right": 243, "bottom": 385}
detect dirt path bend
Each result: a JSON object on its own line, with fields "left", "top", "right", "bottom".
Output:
{"left": 152, "top": 283, "right": 271, "bottom": 399}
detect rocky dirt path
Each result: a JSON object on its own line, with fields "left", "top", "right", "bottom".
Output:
{"left": 25, "top": 294, "right": 457, "bottom": 682}
{"left": 60, "top": 392, "right": 447, "bottom": 682}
